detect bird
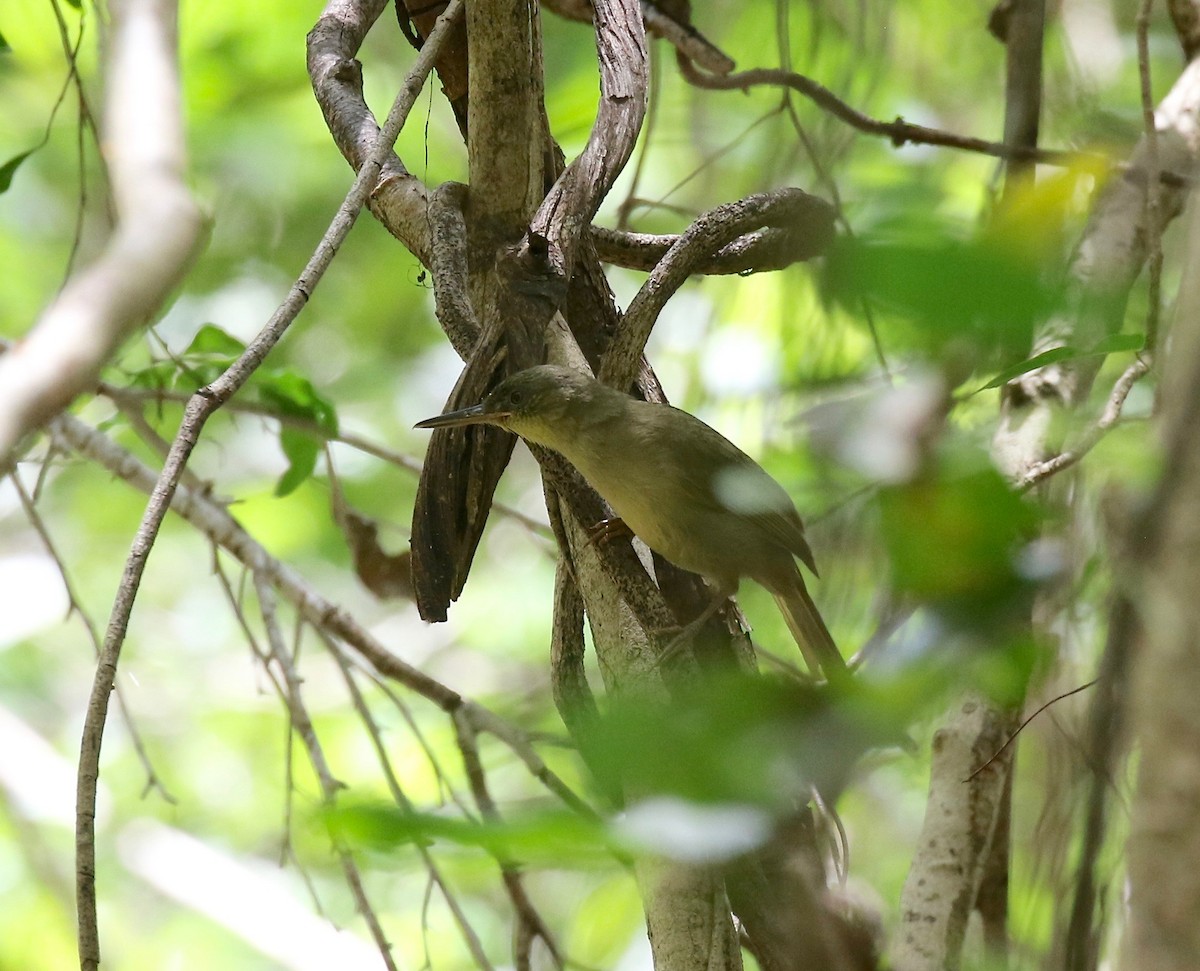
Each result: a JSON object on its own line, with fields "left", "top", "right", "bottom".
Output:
{"left": 415, "top": 365, "right": 847, "bottom": 682}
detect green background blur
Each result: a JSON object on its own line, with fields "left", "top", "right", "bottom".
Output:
{"left": 0, "top": 0, "right": 1168, "bottom": 967}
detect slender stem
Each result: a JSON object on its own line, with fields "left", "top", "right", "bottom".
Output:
{"left": 74, "top": 5, "right": 464, "bottom": 966}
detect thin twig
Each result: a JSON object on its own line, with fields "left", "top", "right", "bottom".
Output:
{"left": 965, "top": 679, "right": 1098, "bottom": 783}
{"left": 355, "top": 662, "right": 478, "bottom": 817}
{"left": 254, "top": 575, "right": 397, "bottom": 971}
{"left": 783, "top": 99, "right": 890, "bottom": 378}
{"left": 679, "top": 54, "right": 1192, "bottom": 183}
{"left": 463, "top": 705, "right": 600, "bottom": 822}
{"left": 640, "top": 105, "right": 785, "bottom": 216}
{"left": 210, "top": 555, "right": 303, "bottom": 867}
{"left": 74, "top": 6, "right": 465, "bottom": 965}
{"left": 1064, "top": 598, "right": 1136, "bottom": 971}
{"left": 773, "top": 1, "right": 889, "bottom": 379}
{"left": 1138, "top": 0, "right": 1165, "bottom": 354}
{"left": 452, "top": 709, "right": 564, "bottom": 971}
{"left": 1019, "top": 356, "right": 1152, "bottom": 490}
{"left": 98, "top": 382, "right": 554, "bottom": 539}
{"left": 107, "top": 394, "right": 209, "bottom": 494}
{"left": 54, "top": 408, "right": 590, "bottom": 822}
{"left": 47, "top": 0, "right": 104, "bottom": 282}
{"left": 600, "top": 189, "right": 834, "bottom": 389}
{"left": 317, "top": 627, "right": 497, "bottom": 971}
{"left": 10, "top": 473, "right": 174, "bottom": 803}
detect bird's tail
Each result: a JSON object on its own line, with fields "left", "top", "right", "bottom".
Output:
{"left": 774, "top": 582, "right": 848, "bottom": 684}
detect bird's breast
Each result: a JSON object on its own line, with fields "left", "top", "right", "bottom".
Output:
{"left": 562, "top": 435, "right": 726, "bottom": 579}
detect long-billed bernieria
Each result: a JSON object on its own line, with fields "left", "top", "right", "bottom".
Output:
{"left": 416, "top": 365, "right": 846, "bottom": 682}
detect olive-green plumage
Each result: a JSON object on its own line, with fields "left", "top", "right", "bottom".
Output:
{"left": 416, "top": 365, "right": 846, "bottom": 680}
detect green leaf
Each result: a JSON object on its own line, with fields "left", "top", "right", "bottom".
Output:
{"left": 976, "top": 346, "right": 1081, "bottom": 391}
{"left": 256, "top": 370, "right": 339, "bottom": 436}
{"left": 62, "top": 0, "right": 82, "bottom": 9}
{"left": 184, "top": 323, "right": 246, "bottom": 358}
{"left": 127, "top": 360, "right": 182, "bottom": 392}
{"left": 878, "top": 466, "right": 1041, "bottom": 625}
{"left": 1090, "top": 332, "right": 1145, "bottom": 354}
{"left": 974, "top": 333, "right": 1146, "bottom": 393}
{"left": 328, "top": 804, "right": 613, "bottom": 863}
{"left": 274, "top": 427, "right": 319, "bottom": 497}
{"left": 587, "top": 674, "right": 911, "bottom": 807}
{"left": 0, "top": 29, "right": 11, "bottom": 53}
{"left": 171, "top": 324, "right": 247, "bottom": 389}
{"left": 0, "top": 150, "right": 35, "bottom": 195}
{"left": 821, "top": 220, "right": 1068, "bottom": 367}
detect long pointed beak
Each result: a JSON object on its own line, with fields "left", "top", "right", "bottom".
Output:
{"left": 414, "top": 403, "right": 510, "bottom": 430}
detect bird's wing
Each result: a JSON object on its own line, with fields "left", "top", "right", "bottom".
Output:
{"left": 664, "top": 408, "right": 819, "bottom": 575}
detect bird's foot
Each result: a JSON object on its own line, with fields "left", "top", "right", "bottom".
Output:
{"left": 652, "top": 624, "right": 700, "bottom": 672}
{"left": 585, "top": 517, "right": 631, "bottom": 547}
{"left": 652, "top": 595, "right": 731, "bottom": 668}
{"left": 655, "top": 620, "right": 703, "bottom": 667}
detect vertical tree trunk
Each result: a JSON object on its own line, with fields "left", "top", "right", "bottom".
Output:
{"left": 1117, "top": 196, "right": 1200, "bottom": 971}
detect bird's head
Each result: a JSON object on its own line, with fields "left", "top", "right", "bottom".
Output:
{"left": 414, "top": 365, "right": 596, "bottom": 448}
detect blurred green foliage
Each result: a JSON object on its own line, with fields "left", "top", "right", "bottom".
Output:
{"left": 0, "top": 0, "right": 1174, "bottom": 967}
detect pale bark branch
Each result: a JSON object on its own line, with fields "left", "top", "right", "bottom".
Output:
{"left": 890, "top": 699, "right": 1018, "bottom": 970}
{"left": 994, "top": 54, "right": 1200, "bottom": 481}
{"left": 1018, "top": 356, "right": 1151, "bottom": 490}
{"left": 0, "top": 0, "right": 204, "bottom": 474}
{"left": 527, "top": 0, "right": 648, "bottom": 279}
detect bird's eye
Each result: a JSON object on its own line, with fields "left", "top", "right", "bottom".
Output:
{"left": 508, "top": 389, "right": 524, "bottom": 406}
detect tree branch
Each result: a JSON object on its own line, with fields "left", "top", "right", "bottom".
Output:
{"left": 678, "top": 54, "right": 1094, "bottom": 168}
{"left": 74, "top": 8, "right": 464, "bottom": 964}
{"left": 1116, "top": 187, "right": 1200, "bottom": 971}
{"left": 307, "top": 0, "right": 437, "bottom": 265}
{"left": 0, "top": 0, "right": 204, "bottom": 474}
{"left": 527, "top": 0, "right": 648, "bottom": 281}
{"left": 891, "top": 699, "right": 1019, "bottom": 970}
{"left": 599, "top": 189, "right": 833, "bottom": 390}
{"left": 994, "top": 54, "right": 1200, "bottom": 480}
{"left": 1169, "top": 0, "right": 1200, "bottom": 61}
{"left": 411, "top": 0, "right": 650, "bottom": 618}
{"left": 253, "top": 575, "right": 400, "bottom": 971}
{"left": 588, "top": 211, "right": 833, "bottom": 274}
